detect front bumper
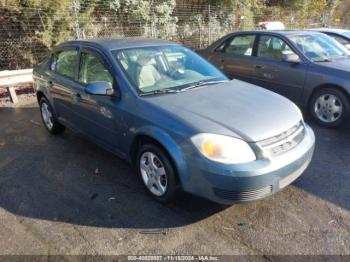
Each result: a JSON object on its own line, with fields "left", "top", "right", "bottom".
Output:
{"left": 182, "top": 124, "right": 315, "bottom": 205}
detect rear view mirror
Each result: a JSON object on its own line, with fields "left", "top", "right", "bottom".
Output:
{"left": 283, "top": 53, "right": 301, "bottom": 63}
{"left": 85, "top": 81, "right": 114, "bottom": 96}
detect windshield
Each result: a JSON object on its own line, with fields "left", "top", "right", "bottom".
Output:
{"left": 112, "top": 45, "right": 227, "bottom": 94}
{"left": 342, "top": 31, "right": 350, "bottom": 38}
{"left": 288, "top": 33, "right": 350, "bottom": 62}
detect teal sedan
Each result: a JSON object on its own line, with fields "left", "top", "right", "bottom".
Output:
{"left": 33, "top": 38, "right": 315, "bottom": 204}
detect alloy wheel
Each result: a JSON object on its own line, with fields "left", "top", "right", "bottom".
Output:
{"left": 314, "top": 94, "right": 343, "bottom": 123}
{"left": 139, "top": 151, "right": 168, "bottom": 196}
{"left": 41, "top": 102, "right": 54, "bottom": 130}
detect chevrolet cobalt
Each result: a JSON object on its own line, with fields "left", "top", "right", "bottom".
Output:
{"left": 33, "top": 39, "right": 315, "bottom": 204}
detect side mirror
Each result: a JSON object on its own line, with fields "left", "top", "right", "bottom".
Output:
{"left": 283, "top": 53, "right": 301, "bottom": 64}
{"left": 85, "top": 81, "right": 114, "bottom": 96}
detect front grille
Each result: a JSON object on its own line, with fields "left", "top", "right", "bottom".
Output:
{"left": 213, "top": 185, "right": 273, "bottom": 201}
{"left": 257, "top": 122, "right": 305, "bottom": 156}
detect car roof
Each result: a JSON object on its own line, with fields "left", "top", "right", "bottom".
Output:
{"left": 219, "top": 30, "right": 325, "bottom": 41}
{"left": 57, "top": 37, "right": 178, "bottom": 51}
{"left": 231, "top": 30, "right": 323, "bottom": 36}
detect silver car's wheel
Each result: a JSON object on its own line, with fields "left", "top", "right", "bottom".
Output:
{"left": 139, "top": 151, "right": 167, "bottom": 197}
{"left": 314, "top": 94, "right": 343, "bottom": 123}
{"left": 41, "top": 101, "right": 54, "bottom": 130}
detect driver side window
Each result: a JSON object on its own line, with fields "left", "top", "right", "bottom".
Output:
{"left": 257, "top": 35, "right": 296, "bottom": 60}
{"left": 78, "top": 52, "right": 113, "bottom": 85}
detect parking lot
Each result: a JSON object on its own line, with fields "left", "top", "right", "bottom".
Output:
{"left": 0, "top": 102, "right": 349, "bottom": 255}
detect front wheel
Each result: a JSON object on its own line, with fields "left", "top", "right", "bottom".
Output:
{"left": 136, "top": 144, "right": 179, "bottom": 203}
{"left": 309, "top": 88, "right": 350, "bottom": 127}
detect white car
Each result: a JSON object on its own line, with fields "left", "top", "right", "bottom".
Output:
{"left": 258, "top": 21, "right": 285, "bottom": 30}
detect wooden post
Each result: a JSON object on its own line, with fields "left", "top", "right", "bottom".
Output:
{"left": 7, "top": 86, "right": 18, "bottom": 104}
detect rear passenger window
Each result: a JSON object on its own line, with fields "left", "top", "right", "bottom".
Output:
{"left": 215, "top": 41, "right": 226, "bottom": 52}
{"left": 52, "top": 49, "right": 78, "bottom": 79}
{"left": 224, "top": 35, "right": 255, "bottom": 56}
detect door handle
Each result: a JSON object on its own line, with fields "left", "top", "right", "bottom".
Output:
{"left": 255, "top": 65, "right": 264, "bottom": 69}
{"left": 74, "top": 93, "right": 82, "bottom": 102}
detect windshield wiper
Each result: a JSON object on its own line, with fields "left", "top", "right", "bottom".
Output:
{"left": 180, "top": 80, "right": 228, "bottom": 92}
{"left": 139, "top": 79, "right": 229, "bottom": 96}
{"left": 139, "top": 88, "right": 180, "bottom": 96}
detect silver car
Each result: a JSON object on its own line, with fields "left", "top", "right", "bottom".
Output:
{"left": 311, "top": 28, "right": 350, "bottom": 51}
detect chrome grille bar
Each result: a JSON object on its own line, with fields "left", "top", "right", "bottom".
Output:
{"left": 257, "top": 122, "right": 305, "bottom": 156}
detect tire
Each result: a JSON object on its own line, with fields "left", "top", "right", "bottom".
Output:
{"left": 309, "top": 88, "right": 350, "bottom": 128}
{"left": 136, "top": 144, "right": 179, "bottom": 203}
{"left": 39, "top": 97, "right": 65, "bottom": 134}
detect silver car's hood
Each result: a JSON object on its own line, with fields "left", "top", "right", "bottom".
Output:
{"left": 145, "top": 80, "right": 302, "bottom": 142}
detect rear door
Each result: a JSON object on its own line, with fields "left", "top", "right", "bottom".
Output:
{"left": 252, "top": 34, "right": 307, "bottom": 103}
{"left": 208, "top": 34, "right": 257, "bottom": 82}
{"left": 49, "top": 47, "right": 80, "bottom": 124}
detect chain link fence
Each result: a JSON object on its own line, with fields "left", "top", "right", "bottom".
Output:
{"left": 0, "top": 0, "right": 348, "bottom": 71}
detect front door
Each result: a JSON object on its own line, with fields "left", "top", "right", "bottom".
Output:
{"left": 252, "top": 35, "right": 307, "bottom": 103}
{"left": 73, "top": 48, "right": 124, "bottom": 152}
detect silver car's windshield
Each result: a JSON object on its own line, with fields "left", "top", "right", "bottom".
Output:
{"left": 343, "top": 31, "right": 350, "bottom": 37}
{"left": 289, "top": 33, "right": 350, "bottom": 62}
{"left": 112, "top": 45, "right": 227, "bottom": 94}
{"left": 342, "top": 31, "right": 350, "bottom": 38}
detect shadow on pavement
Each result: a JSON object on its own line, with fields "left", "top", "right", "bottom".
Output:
{"left": 293, "top": 121, "right": 350, "bottom": 210}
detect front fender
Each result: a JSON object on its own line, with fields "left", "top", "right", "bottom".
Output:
{"left": 301, "top": 66, "right": 350, "bottom": 108}
{"left": 130, "top": 125, "right": 190, "bottom": 184}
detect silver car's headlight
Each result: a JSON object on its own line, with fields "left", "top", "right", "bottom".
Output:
{"left": 190, "top": 133, "right": 256, "bottom": 164}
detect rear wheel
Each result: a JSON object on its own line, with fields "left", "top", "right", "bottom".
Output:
{"left": 309, "top": 88, "right": 349, "bottom": 127}
{"left": 39, "top": 97, "right": 65, "bottom": 134}
{"left": 136, "top": 144, "right": 179, "bottom": 203}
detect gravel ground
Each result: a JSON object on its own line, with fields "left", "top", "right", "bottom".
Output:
{"left": 0, "top": 103, "right": 349, "bottom": 256}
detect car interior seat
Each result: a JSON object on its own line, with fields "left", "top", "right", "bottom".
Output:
{"left": 136, "top": 54, "right": 161, "bottom": 89}
{"left": 270, "top": 39, "right": 284, "bottom": 60}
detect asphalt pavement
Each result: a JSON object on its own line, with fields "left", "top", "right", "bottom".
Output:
{"left": 0, "top": 103, "right": 349, "bottom": 255}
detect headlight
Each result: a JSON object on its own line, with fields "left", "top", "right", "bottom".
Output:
{"left": 190, "top": 133, "right": 256, "bottom": 164}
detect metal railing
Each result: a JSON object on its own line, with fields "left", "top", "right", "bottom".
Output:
{"left": 0, "top": 69, "right": 33, "bottom": 103}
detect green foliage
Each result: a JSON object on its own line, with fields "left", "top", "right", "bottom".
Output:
{"left": 0, "top": 0, "right": 348, "bottom": 70}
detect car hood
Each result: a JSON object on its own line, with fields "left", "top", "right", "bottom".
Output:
{"left": 144, "top": 80, "right": 302, "bottom": 142}
{"left": 316, "top": 57, "right": 350, "bottom": 72}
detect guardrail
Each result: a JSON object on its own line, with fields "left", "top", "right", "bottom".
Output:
{"left": 0, "top": 69, "right": 33, "bottom": 104}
